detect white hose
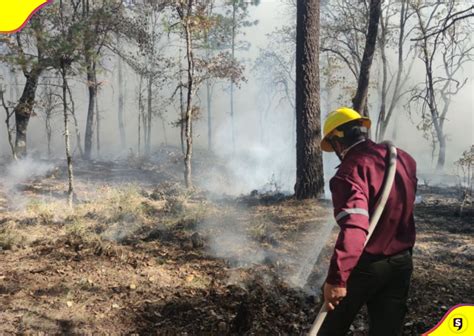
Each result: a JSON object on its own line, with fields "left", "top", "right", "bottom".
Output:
{"left": 307, "top": 143, "right": 398, "bottom": 336}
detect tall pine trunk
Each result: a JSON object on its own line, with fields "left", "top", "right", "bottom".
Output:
{"left": 294, "top": 0, "right": 324, "bottom": 199}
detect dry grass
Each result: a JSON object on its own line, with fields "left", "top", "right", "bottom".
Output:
{"left": 0, "top": 183, "right": 216, "bottom": 251}
{"left": 0, "top": 221, "right": 26, "bottom": 250}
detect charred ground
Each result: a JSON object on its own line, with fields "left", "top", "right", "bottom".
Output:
{"left": 0, "top": 153, "right": 472, "bottom": 335}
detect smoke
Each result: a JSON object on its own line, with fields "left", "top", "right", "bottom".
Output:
{"left": 199, "top": 205, "right": 335, "bottom": 292}
{"left": 198, "top": 142, "right": 295, "bottom": 195}
{"left": 0, "top": 157, "right": 54, "bottom": 209}
{"left": 101, "top": 216, "right": 142, "bottom": 243}
{"left": 199, "top": 212, "right": 269, "bottom": 267}
{"left": 3, "top": 157, "right": 53, "bottom": 188}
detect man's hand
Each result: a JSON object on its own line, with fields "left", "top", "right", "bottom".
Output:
{"left": 323, "top": 282, "right": 347, "bottom": 311}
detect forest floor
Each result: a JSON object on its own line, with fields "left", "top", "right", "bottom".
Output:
{"left": 0, "top": 149, "right": 472, "bottom": 335}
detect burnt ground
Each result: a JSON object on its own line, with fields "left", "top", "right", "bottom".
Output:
{"left": 0, "top": 153, "right": 472, "bottom": 335}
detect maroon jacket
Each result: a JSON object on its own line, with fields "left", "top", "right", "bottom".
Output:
{"left": 326, "top": 139, "right": 417, "bottom": 287}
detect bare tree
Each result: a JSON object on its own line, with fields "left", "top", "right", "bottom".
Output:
{"left": 116, "top": 35, "right": 127, "bottom": 149}
{"left": 118, "top": 1, "right": 169, "bottom": 156}
{"left": 4, "top": 18, "right": 50, "bottom": 157}
{"left": 177, "top": 0, "right": 196, "bottom": 188}
{"left": 227, "top": 0, "right": 259, "bottom": 153}
{"left": 175, "top": 0, "right": 244, "bottom": 188}
{"left": 55, "top": 0, "right": 84, "bottom": 207}
{"left": 409, "top": 0, "right": 473, "bottom": 170}
{"left": 38, "top": 81, "right": 62, "bottom": 158}
{"left": 0, "top": 85, "right": 17, "bottom": 160}
{"left": 65, "top": 79, "right": 84, "bottom": 158}
{"left": 294, "top": 0, "right": 324, "bottom": 199}
{"left": 81, "top": 0, "right": 127, "bottom": 160}
{"left": 60, "top": 58, "right": 75, "bottom": 207}
{"left": 320, "top": 0, "right": 369, "bottom": 85}
{"left": 254, "top": 24, "right": 296, "bottom": 146}
{"left": 375, "top": 0, "right": 416, "bottom": 141}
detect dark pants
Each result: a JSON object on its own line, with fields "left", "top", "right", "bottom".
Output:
{"left": 318, "top": 250, "right": 413, "bottom": 336}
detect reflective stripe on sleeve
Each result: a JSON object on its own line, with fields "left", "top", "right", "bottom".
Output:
{"left": 335, "top": 208, "right": 369, "bottom": 222}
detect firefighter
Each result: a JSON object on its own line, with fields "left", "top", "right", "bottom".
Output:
{"left": 318, "top": 107, "right": 417, "bottom": 336}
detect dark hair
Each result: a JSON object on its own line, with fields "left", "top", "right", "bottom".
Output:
{"left": 334, "top": 120, "right": 368, "bottom": 147}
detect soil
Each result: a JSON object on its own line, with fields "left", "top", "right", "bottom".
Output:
{"left": 0, "top": 154, "right": 472, "bottom": 335}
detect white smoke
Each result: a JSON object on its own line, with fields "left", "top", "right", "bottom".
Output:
{"left": 199, "top": 205, "right": 335, "bottom": 292}
{"left": 0, "top": 157, "right": 54, "bottom": 209}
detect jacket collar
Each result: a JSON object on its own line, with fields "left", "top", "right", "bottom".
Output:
{"left": 341, "top": 139, "right": 366, "bottom": 159}
{"left": 335, "top": 139, "right": 373, "bottom": 169}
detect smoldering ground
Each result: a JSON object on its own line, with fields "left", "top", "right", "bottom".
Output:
{"left": 195, "top": 193, "right": 335, "bottom": 294}
{"left": 0, "top": 157, "right": 54, "bottom": 210}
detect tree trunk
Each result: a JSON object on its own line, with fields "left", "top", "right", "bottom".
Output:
{"left": 0, "top": 90, "right": 17, "bottom": 160}
{"left": 138, "top": 74, "right": 144, "bottom": 155}
{"left": 65, "top": 81, "right": 84, "bottom": 158}
{"left": 376, "top": 11, "right": 388, "bottom": 142}
{"left": 230, "top": 0, "right": 236, "bottom": 153}
{"left": 61, "top": 62, "right": 74, "bottom": 207}
{"left": 13, "top": 68, "right": 42, "bottom": 158}
{"left": 435, "top": 94, "right": 450, "bottom": 171}
{"left": 161, "top": 115, "right": 168, "bottom": 146}
{"left": 96, "top": 88, "right": 100, "bottom": 157}
{"left": 377, "top": 0, "right": 408, "bottom": 141}
{"left": 46, "top": 115, "right": 52, "bottom": 158}
{"left": 84, "top": 59, "right": 97, "bottom": 160}
{"left": 205, "top": 28, "right": 213, "bottom": 152}
{"left": 9, "top": 70, "right": 20, "bottom": 101}
{"left": 437, "top": 135, "right": 446, "bottom": 170}
{"left": 352, "top": 0, "right": 382, "bottom": 117}
{"left": 418, "top": 13, "right": 446, "bottom": 171}
{"left": 294, "top": 0, "right": 324, "bottom": 199}
{"left": 180, "top": 70, "right": 185, "bottom": 155}
{"left": 146, "top": 75, "right": 153, "bottom": 156}
{"left": 206, "top": 79, "right": 213, "bottom": 152}
{"left": 117, "top": 44, "right": 126, "bottom": 149}
{"left": 138, "top": 110, "right": 141, "bottom": 155}
{"left": 182, "top": 1, "right": 195, "bottom": 189}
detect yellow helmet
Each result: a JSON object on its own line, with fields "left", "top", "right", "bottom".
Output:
{"left": 321, "top": 107, "right": 371, "bottom": 152}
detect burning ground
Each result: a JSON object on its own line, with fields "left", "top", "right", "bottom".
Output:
{"left": 0, "top": 153, "right": 472, "bottom": 335}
